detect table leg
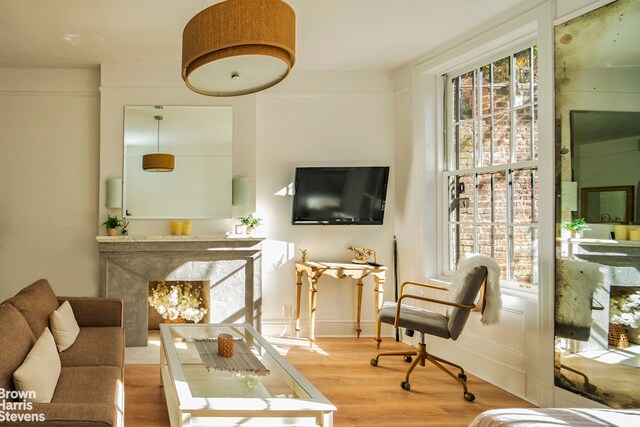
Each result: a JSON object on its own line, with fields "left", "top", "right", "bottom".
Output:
{"left": 373, "top": 275, "right": 385, "bottom": 347}
{"left": 355, "top": 278, "right": 364, "bottom": 338}
{"left": 159, "top": 338, "right": 165, "bottom": 387}
{"left": 308, "top": 275, "right": 318, "bottom": 347}
{"left": 295, "top": 269, "right": 303, "bottom": 338}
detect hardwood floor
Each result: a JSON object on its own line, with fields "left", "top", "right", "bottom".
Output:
{"left": 125, "top": 337, "right": 534, "bottom": 426}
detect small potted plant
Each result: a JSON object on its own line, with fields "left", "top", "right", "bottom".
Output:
{"left": 561, "top": 218, "right": 590, "bottom": 238}
{"left": 102, "top": 214, "right": 122, "bottom": 236}
{"left": 239, "top": 214, "right": 262, "bottom": 235}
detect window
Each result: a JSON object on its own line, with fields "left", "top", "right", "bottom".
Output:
{"left": 445, "top": 45, "right": 539, "bottom": 286}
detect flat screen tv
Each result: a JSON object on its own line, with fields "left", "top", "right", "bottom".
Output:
{"left": 291, "top": 166, "right": 390, "bottom": 225}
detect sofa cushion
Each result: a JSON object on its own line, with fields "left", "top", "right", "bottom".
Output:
{"left": 52, "top": 366, "right": 122, "bottom": 403}
{"left": 0, "top": 303, "right": 36, "bottom": 394}
{"left": 50, "top": 300, "right": 80, "bottom": 352}
{"left": 59, "top": 327, "right": 124, "bottom": 368}
{"left": 13, "top": 327, "right": 61, "bottom": 403}
{"left": 27, "top": 366, "right": 124, "bottom": 427}
{"left": 5, "top": 279, "right": 59, "bottom": 338}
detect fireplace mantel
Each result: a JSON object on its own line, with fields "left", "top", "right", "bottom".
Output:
{"left": 97, "top": 235, "right": 264, "bottom": 346}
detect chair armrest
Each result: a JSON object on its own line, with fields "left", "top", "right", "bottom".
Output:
{"left": 401, "top": 281, "right": 449, "bottom": 294}
{"left": 394, "top": 294, "right": 475, "bottom": 328}
{"left": 57, "top": 297, "right": 123, "bottom": 328}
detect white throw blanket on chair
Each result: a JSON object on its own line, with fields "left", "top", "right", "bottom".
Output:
{"left": 449, "top": 253, "right": 502, "bottom": 325}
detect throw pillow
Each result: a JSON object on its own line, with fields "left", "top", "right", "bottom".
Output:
{"left": 13, "top": 327, "right": 61, "bottom": 403}
{"left": 49, "top": 300, "right": 80, "bottom": 352}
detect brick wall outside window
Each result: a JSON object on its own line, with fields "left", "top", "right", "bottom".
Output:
{"left": 446, "top": 46, "right": 539, "bottom": 286}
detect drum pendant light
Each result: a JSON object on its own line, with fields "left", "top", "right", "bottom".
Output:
{"left": 182, "top": 0, "right": 296, "bottom": 97}
{"left": 142, "top": 116, "right": 175, "bottom": 172}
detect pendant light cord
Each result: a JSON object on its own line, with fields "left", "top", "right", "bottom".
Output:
{"left": 155, "top": 115, "right": 163, "bottom": 153}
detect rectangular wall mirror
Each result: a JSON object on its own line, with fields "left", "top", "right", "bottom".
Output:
{"left": 554, "top": 0, "right": 640, "bottom": 409}
{"left": 123, "top": 106, "right": 233, "bottom": 219}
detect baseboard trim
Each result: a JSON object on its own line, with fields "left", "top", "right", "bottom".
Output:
{"left": 426, "top": 337, "right": 533, "bottom": 403}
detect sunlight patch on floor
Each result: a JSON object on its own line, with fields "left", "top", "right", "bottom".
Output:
{"left": 568, "top": 344, "right": 640, "bottom": 367}
{"left": 266, "top": 336, "right": 330, "bottom": 357}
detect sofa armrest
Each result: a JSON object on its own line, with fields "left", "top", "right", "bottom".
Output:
{"left": 57, "top": 297, "right": 123, "bottom": 328}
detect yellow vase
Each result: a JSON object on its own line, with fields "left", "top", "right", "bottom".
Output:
{"left": 171, "top": 220, "right": 182, "bottom": 235}
{"left": 182, "top": 220, "right": 192, "bottom": 235}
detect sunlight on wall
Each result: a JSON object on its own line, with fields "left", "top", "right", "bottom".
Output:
{"left": 274, "top": 182, "right": 294, "bottom": 196}
{"left": 262, "top": 239, "right": 297, "bottom": 276}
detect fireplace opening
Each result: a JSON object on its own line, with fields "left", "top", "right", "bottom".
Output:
{"left": 148, "top": 280, "right": 210, "bottom": 329}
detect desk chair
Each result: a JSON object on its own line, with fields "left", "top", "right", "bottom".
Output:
{"left": 370, "top": 265, "right": 489, "bottom": 402}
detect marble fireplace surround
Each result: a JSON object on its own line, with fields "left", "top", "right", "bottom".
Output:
{"left": 97, "top": 235, "right": 263, "bottom": 346}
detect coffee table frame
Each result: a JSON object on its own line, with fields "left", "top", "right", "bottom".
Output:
{"left": 159, "top": 323, "right": 335, "bottom": 426}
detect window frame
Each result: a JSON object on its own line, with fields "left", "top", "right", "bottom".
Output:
{"left": 442, "top": 43, "right": 540, "bottom": 288}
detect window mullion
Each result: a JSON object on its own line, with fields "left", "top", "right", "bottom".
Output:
{"left": 529, "top": 47, "right": 535, "bottom": 160}
{"left": 507, "top": 169, "right": 513, "bottom": 281}
{"left": 474, "top": 173, "right": 479, "bottom": 253}
{"left": 509, "top": 53, "right": 517, "bottom": 164}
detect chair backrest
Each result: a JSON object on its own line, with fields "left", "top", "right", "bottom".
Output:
{"left": 447, "top": 266, "right": 488, "bottom": 340}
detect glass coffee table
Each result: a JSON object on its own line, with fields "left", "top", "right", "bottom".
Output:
{"left": 159, "top": 323, "right": 335, "bottom": 426}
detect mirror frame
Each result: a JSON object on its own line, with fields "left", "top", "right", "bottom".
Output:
{"left": 580, "top": 185, "right": 634, "bottom": 224}
{"left": 122, "top": 105, "right": 233, "bottom": 220}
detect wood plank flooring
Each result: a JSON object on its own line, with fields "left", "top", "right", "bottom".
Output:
{"left": 125, "top": 337, "right": 534, "bottom": 426}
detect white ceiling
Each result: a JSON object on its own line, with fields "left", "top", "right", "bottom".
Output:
{"left": 0, "top": 0, "right": 531, "bottom": 71}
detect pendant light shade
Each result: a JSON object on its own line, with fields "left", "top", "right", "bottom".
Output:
{"left": 143, "top": 115, "right": 175, "bottom": 172}
{"left": 182, "top": 0, "right": 296, "bottom": 97}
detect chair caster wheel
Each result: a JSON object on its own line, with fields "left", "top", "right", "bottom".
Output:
{"left": 370, "top": 359, "right": 378, "bottom": 367}
{"left": 403, "top": 355, "right": 413, "bottom": 363}
{"left": 401, "top": 381, "right": 411, "bottom": 391}
{"left": 458, "top": 373, "right": 467, "bottom": 382}
{"left": 464, "top": 392, "right": 475, "bottom": 402}
{"left": 585, "top": 383, "right": 597, "bottom": 393}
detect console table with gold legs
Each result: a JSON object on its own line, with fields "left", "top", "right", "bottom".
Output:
{"left": 295, "top": 261, "right": 387, "bottom": 347}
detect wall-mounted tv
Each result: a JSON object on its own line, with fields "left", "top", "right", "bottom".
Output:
{"left": 291, "top": 166, "right": 390, "bottom": 225}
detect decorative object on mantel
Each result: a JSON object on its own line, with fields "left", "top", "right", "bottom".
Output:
{"left": 102, "top": 214, "right": 122, "bottom": 237}
{"left": 170, "top": 220, "right": 182, "bottom": 235}
{"left": 347, "top": 246, "right": 377, "bottom": 264}
{"left": 239, "top": 214, "right": 262, "bottom": 235}
{"left": 181, "top": 0, "right": 296, "bottom": 97}
{"left": 142, "top": 115, "right": 175, "bottom": 172}
{"left": 148, "top": 281, "right": 207, "bottom": 323}
{"left": 182, "top": 220, "right": 192, "bottom": 235}
{"left": 121, "top": 220, "right": 129, "bottom": 236}
{"left": 614, "top": 224, "right": 629, "bottom": 240}
{"left": 561, "top": 218, "right": 590, "bottom": 239}
{"left": 234, "top": 223, "right": 244, "bottom": 235}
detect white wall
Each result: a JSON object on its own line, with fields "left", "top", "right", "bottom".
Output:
{"left": 98, "top": 64, "right": 397, "bottom": 337}
{"left": 0, "top": 69, "right": 100, "bottom": 300}
{"left": 255, "top": 71, "right": 396, "bottom": 336}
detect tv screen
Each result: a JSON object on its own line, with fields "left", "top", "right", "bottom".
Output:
{"left": 291, "top": 166, "right": 390, "bottom": 225}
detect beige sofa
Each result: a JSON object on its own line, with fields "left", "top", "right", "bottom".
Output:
{"left": 0, "top": 279, "right": 124, "bottom": 426}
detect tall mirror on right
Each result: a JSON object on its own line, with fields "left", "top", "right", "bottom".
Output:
{"left": 555, "top": 0, "right": 640, "bottom": 408}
